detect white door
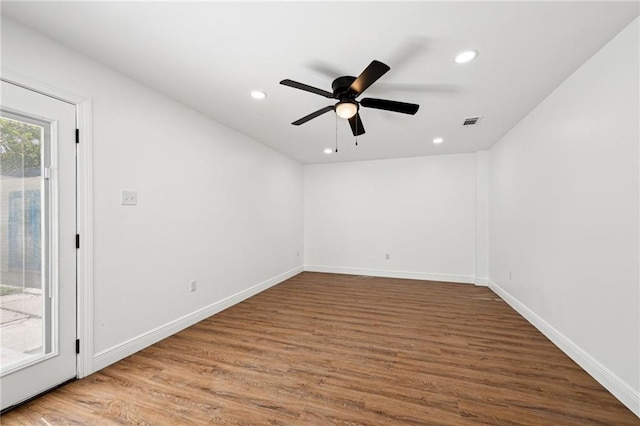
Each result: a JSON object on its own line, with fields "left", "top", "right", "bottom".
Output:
{"left": 0, "top": 81, "right": 77, "bottom": 410}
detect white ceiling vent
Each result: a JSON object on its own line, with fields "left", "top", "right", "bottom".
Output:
{"left": 462, "top": 116, "right": 482, "bottom": 126}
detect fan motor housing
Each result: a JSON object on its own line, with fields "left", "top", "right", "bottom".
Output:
{"left": 332, "top": 76, "right": 357, "bottom": 98}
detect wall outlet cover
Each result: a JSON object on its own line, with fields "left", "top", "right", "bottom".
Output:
{"left": 121, "top": 190, "right": 137, "bottom": 206}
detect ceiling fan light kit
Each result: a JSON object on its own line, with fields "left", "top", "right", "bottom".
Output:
{"left": 335, "top": 101, "right": 358, "bottom": 119}
{"left": 280, "top": 60, "right": 419, "bottom": 138}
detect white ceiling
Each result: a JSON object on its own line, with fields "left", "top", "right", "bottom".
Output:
{"left": 2, "top": 2, "right": 638, "bottom": 164}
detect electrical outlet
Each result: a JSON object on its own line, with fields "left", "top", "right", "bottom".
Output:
{"left": 385, "top": 253, "right": 390, "bottom": 260}
{"left": 190, "top": 280, "right": 197, "bottom": 292}
{"left": 121, "top": 190, "right": 137, "bottom": 206}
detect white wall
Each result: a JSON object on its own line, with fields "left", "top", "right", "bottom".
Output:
{"left": 475, "top": 151, "right": 490, "bottom": 284}
{"left": 304, "top": 154, "right": 479, "bottom": 283}
{"left": 489, "top": 17, "right": 639, "bottom": 414}
{"left": 1, "top": 18, "right": 304, "bottom": 369}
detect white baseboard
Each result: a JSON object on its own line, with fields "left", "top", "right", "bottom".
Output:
{"left": 304, "top": 265, "right": 475, "bottom": 284}
{"left": 93, "top": 266, "right": 303, "bottom": 373}
{"left": 488, "top": 279, "right": 640, "bottom": 417}
{"left": 474, "top": 277, "right": 489, "bottom": 286}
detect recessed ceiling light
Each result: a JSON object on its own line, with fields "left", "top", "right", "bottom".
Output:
{"left": 454, "top": 50, "right": 478, "bottom": 64}
{"left": 324, "top": 148, "right": 333, "bottom": 154}
{"left": 250, "top": 90, "right": 267, "bottom": 100}
{"left": 433, "top": 137, "right": 444, "bottom": 144}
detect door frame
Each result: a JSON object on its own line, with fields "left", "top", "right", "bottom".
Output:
{"left": 1, "top": 69, "right": 94, "bottom": 378}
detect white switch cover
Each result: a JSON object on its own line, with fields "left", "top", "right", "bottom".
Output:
{"left": 121, "top": 190, "right": 137, "bottom": 205}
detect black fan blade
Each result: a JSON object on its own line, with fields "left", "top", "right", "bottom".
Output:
{"left": 291, "top": 105, "right": 334, "bottom": 125}
{"left": 348, "top": 113, "right": 365, "bottom": 136}
{"left": 360, "top": 98, "right": 419, "bottom": 115}
{"left": 349, "top": 60, "right": 390, "bottom": 97}
{"left": 280, "top": 79, "right": 334, "bottom": 98}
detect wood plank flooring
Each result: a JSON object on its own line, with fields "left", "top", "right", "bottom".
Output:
{"left": 2, "top": 272, "right": 638, "bottom": 425}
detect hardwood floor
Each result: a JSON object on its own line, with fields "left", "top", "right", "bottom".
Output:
{"left": 2, "top": 272, "right": 638, "bottom": 425}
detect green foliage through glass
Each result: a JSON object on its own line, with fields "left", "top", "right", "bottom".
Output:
{"left": 0, "top": 117, "right": 42, "bottom": 175}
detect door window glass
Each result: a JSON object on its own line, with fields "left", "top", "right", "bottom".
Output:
{"left": 0, "top": 113, "right": 51, "bottom": 374}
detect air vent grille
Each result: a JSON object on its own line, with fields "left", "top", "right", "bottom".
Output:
{"left": 463, "top": 116, "right": 482, "bottom": 126}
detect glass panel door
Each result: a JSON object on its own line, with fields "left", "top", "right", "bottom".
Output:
{"left": 0, "top": 81, "right": 77, "bottom": 411}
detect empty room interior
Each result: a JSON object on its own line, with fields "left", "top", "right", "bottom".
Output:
{"left": 0, "top": 1, "right": 639, "bottom": 424}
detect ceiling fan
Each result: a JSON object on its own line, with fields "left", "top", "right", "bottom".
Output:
{"left": 280, "top": 60, "right": 419, "bottom": 136}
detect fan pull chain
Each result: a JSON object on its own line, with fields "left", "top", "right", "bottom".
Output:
{"left": 355, "top": 114, "right": 359, "bottom": 146}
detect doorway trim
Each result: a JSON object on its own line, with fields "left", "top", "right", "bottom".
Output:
{"left": 1, "top": 69, "right": 94, "bottom": 378}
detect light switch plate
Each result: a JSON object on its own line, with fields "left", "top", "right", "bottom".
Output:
{"left": 121, "top": 190, "right": 137, "bottom": 206}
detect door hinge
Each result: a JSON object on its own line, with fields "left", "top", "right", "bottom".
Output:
{"left": 44, "top": 167, "right": 51, "bottom": 180}
{"left": 75, "top": 128, "right": 80, "bottom": 144}
{"left": 76, "top": 234, "right": 80, "bottom": 249}
{"left": 76, "top": 339, "right": 80, "bottom": 354}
